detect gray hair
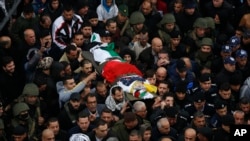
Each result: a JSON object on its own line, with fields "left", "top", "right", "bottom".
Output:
{"left": 133, "top": 101, "right": 146, "bottom": 112}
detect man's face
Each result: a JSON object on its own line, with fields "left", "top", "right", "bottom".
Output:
{"left": 234, "top": 113, "right": 245, "bottom": 125}
{"left": 63, "top": 10, "right": 74, "bottom": 22}
{"left": 165, "top": 23, "right": 175, "bottom": 32}
{"left": 132, "top": 23, "right": 143, "bottom": 32}
{"left": 141, "top": 1, "right": 152, "bottom": 15}
{"left": 40, "top": 35, "right": 52, "bottom": 49}
{"left": 73, "top": 34, "right": 84, "bottom": 47}
{"left": 236, "top": 57, "right": 247, "bottom": 67}
{"left": 25, "top": 95, "right": 38, "bottom": 105}
{"left": 13, "top": 134, "right": 27, "bottom": 141}
{"left": 41, "top": 16, "right": 52, "bottom": 29}
{"left": 201, "top": 46, "right": 212, "bottom": 53}
{"left": 158, "top": 121, "right": 170, "bottom": 134}
{"left": 106, "top": 0, "right": 113, "bottom": 6}
{"left": 66, "top": 50, "right": 78, "bottom": 61}
{"left": 193, "top": 117, "right": 206, "bottom": 128}
{"left": 164, "top": 96, "right": 174, "bottom": 107}
{"left": 47, "top": 121, "right": 60, "bottom": 135}
{"left": 123, "top": 54, "right": 132, "bottom": 63}
{"left": 96, "top": 85, "right": 107, "bottom": 97}
{"left": 69, "top": 100, "right": 81, "bottom": 110}
{"left": 156, "top": 71, "right": 166, "bottom": 81}
{"left": 157, "top": 83, "right": 169, "bottom": 96}
{"left": 219, "top": 89, "right": 231, "bottom": 100}
{"left": 77, "top": 117, "right": 90, "bottom": 132}
{"left": 240, "top": 103, "right": 250, "bottom": 114}
{"left": 139, "top": 32, "right": 149, "bottom": 46}
{"left": 89, "top": 18, "right": 98, "bottom": 26}
{"left": 95, "top": 124, "right": 108, "bottom": 138}
{"left": 152, "top": 40, "right": 163, "bottom": 53}
{"left": 25, "top": 30, "right": 36, "bottom": 45}
{"left": 112, "top": 90, "right": 124, "bottom": 102}
{"left": 3, "top": 61, "right": 15, "bottom": 74}
{"left": 86, "top": 96, "right": 97, "bottom": 112}
{"left": 170, "top": 38, "right": 181, "bottom": 47}
{"left": 129, "top": 135, "right": 142, "bottom": 141}
{"left": 224, "top": 63, "right": 236, "bottom": 72}
{"left": 195, "top": 27, "right": 206, "bottom": 37}
{"left": 135, "top": 106, "right": 147, "bottom": 119}
{"left": 199, "top": 80, "right": 212, "bottom": 91}
{"left": 117, "top": 13, "right": 127, "bottom": 23}
{"left": 194, "top": 101, "right": 205, "bottom": 110}
{"left": 51, "top": 0, "right": 59, "bottom": 9}
{"left": 24, "top": 12, "right": 34, "bottom": 19}
{"left": 216, "top": 107, "right": 227, "bottom": 116}
{"left": 101, "top": 36, "right": 111, "bottom": 43}
{"left": 174, "top": 3, "right": 183, "bottom": 13}
{"left": 106, "top": 22, "right": 117, "bottom": 34}
{"left": 124, "top": 119, "right": 138, "bottom": 130}
{"left": 82, "top": 63, "right": 92, "bottom": 74}
{"left": 213, "top": 0, "right": 223, "bottom": 8}
{"left": 185, "top": 8, "right": 195, "bottom": 15}
{"left": 81, "top": 26, "right": 92, "bottom": 38}
{"left": 101, "top": 112, "right": 113, "bottom": 124}
{"left": 64, "top": 78, "right": 76, "bottom": 90}
{"left": 78, "top": 6, "right": 89, "bottom": 15}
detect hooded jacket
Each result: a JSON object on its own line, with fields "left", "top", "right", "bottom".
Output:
{"left": 96, "top": 0, "right": 118, "bottom": 21}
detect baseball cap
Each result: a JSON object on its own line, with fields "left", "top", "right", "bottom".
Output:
{"left": 236, "top": 49, "right": 248, "bottom": 58}
{"left": 193, "top": 92, "right": 205, "bottom": 103}
{"left": 165, "top": 107, "right": 178, "bottom": 118}
{"left": 200, "top": 37, "right": 213, "bottom": 46}
{"left": 214, "top": 101, "right": 227, "bottom": 109}
{"left": 228, "top": 36, "right": 240, "bottom": 47}
{"left": 118, "top": 4, "right": 128, "bottom": 17}
{"left": 199, "top": 73, "right": 212, "bottom": 82}
{"left": 176, "top": 59, "right": 187, "bottom": 72}
{"left": 221, "top": 45, "right": 232, "bottom": 53}
{"left": 70, "top": 92, "right": 81, "bottom": 101}
{"left": 99, "top": 30, "right": 111, "bottom": 37}
{"left": 223, "top": 56, "right": 236, "bottom": 65}
{"left": 169, "top": 30, "right": 181, "bottom": 38}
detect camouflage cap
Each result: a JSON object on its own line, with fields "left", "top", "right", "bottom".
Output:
{"left": 22, "top": 83, "right": 39, "bottom": 96}
{"left": 118, "top": 4, "right": 128, "bottom": 17}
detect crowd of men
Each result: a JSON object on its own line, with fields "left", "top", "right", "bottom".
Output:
{"left": 1, "top": 0, "right": 250, "bottom": 141}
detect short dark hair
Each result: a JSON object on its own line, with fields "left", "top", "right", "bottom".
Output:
{"left": 81, "top": 21, "right": 92, "bottom": 28}
{"left": 62, "top": 75, "right": 74, "bottom": 85}
{"left": 106, "top": 19, "right": 116, "bottom": 27}
{"left": 1, "top": 56, "right": 14, "bottom": 67}
{"left": 80, "top": 59, "right": 92, "bottom": 67}
{"left": 144, "top": 69, "right": 155, "bottom": 78}
{"left": 101, "top": 107, "right": 113, "bottom": 115}
{"left": 65, "top": 44, "right": 77, "bottom": 54}
{"left": 84, "top": 93, "right": 97, "bottom": 102}
{"left": 46, "top": 117, "right": 59, "bottom": 127}
{"left": 124, "top": 112, "right": 137, "bottom": 122}
{"left": 77, "top": 111, "right": 89, "bottom": 120}
{"left": 63, "top": 4, "right": 74, "bottom": 12}
{"left": 219, "top": 82, "right": 231, "bottom": 91}
{"left": 23, "top": 4, "right": 34, "bottom": 14}
{"left": 110, "top": 85, "right": 122, "bottom": 95}
{"left": 95, "top": 119, "right": 107, "bottom": 128}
